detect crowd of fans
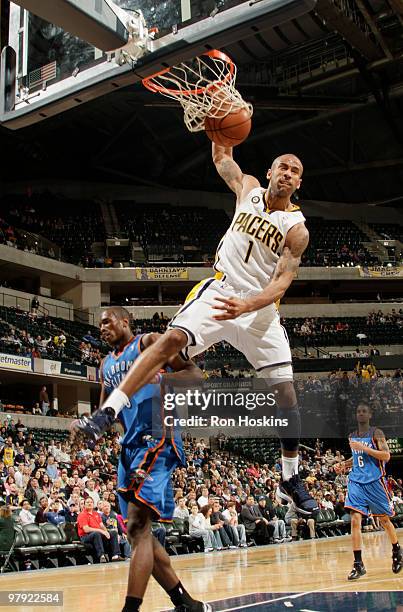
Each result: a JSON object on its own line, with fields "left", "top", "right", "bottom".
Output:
{"left": 0, "top": 304, "right": 106, "bottom": 367}
{"left": 0, "top": 416, "right": 402, "bottom": 570}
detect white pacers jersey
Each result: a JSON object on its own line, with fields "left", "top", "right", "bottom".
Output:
{"left": 214, "top": 187, "right": 306, "bottom": 292}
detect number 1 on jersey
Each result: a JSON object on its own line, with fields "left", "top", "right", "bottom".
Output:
{"left": 244, "top": 240, "right": 254, "bottom": 264}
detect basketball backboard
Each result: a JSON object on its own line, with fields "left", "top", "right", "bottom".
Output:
{"left": 0, "top": 0, "right": 316, "bottom": 130}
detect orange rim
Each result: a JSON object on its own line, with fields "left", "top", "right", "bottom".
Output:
{"left": 142, "top": 49, "right": 235, "bottom": 96}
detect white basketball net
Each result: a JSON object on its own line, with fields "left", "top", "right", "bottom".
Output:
{"left": 143, "top": 50, "right": 253, "bottom": 133}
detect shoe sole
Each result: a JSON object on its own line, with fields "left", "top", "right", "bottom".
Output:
{"left": 276, "top": 488, "right": 317, "bottom": 516}
{"left": 348, "top": 569, "right": 366, "bottom": 580}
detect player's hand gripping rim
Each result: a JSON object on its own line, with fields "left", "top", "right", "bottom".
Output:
{"left": 213, "top": 296, "right": 251, "bottom": 320}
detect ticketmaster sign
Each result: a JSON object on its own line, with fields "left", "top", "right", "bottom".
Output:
{"left": 0, "top": 353, "right": 32, "bottom": 372}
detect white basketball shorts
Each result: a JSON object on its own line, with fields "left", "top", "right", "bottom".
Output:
{"left": 168, "top": 276, "right": 292, "bottom": 374}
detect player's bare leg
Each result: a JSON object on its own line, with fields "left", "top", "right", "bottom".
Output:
{"left": 71, "top": 330, "right": 187, "bottom": 442}
{"left": 123, "top": 501, "right": 211, "bottom": 612}
{"left": 273, "top": 380, "right": 318, "bottom": 515}
{"left": 348, "top": 511, "right": 366, "bottom": 580}
{"left": 378, "top": 515, "right": 402, "bottom": 574}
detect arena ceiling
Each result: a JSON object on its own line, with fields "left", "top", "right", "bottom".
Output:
{"left": 1, "top": 0, "right": 403, "bottom": 207}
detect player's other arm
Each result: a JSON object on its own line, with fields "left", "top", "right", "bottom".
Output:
{"left": 349, "top": 429, "right": 391, "bottom": 462}
{"left": 214, "top": 222, "right": 309, "bottom": 319}
{"left": 334, "top": 457, "right": 353, "bottom": 474}
{"left": 212, "top": 143, "right": 259, "bottom": 203}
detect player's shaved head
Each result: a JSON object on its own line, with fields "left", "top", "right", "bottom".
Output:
{"left": 272, "top": 154, "right": 303, "bottom": 176}
{"left": 104, "top": 306, "right": 131, "bottom": 322}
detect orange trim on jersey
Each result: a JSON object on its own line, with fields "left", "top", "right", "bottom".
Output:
{"left": 111, "top": 335, "right": 136, "bottom": 360}
{"left": 344, "top": 505, "right": 368, "bottom": 516}
{"left": 134, "top": 490, "right": 163, "bottom": 517}
{"left": 372, "top": 511, "right": 395, "bottom": 517}
{"left": 372, "top": 436, "right": 386, "bottom": 478}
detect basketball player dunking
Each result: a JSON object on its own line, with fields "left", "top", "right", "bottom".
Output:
{"left": 335, "top": 402, "right": 402, "bottom": 580}
{"left": 73, "top": 143, "right": 318, "bottom": 516}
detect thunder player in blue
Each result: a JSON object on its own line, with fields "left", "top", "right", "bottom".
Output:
{"left": 94, "top": 307, "right": 210, "bottom": 612}
{"left": 335, "top": 402, "right": 402, "bottom": 580}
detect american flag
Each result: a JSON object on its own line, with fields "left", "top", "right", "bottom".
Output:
{"left": 28, "top": 61, "right": 57, "bottom": 88}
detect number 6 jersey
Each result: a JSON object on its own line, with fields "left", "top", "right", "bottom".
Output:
{"left": 213, "top": 187, "right": 306, "bottom": 292}
{"left": 349, "top": 427, "right": 385, "bottom": 484}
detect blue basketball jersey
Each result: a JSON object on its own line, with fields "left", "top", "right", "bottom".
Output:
{"left": 102, "top": 334, "right": 185, "bottom": 465}
{"left": 348, "top": 426, "right": 385, "bottom": 484}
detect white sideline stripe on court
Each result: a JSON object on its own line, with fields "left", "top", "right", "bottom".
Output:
{"left": 217, "top": 591, "right": 314, "bottom": 611}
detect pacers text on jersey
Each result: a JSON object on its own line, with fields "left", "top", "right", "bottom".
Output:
{"left": 231, "top": 211, "right": 284, "bottom": 255}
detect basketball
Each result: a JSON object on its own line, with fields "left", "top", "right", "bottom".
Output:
{"left": 204, "top": 107, "right": 252, "bottom": 147}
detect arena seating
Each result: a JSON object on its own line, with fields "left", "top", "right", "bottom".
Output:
{"left": 115, "top": 202, "right": 230, "bottom": 262}
{"left": 370, "top": 223, "right": 403, "bottom": 242}
{"left": 1, "top": 194, "right": 105, "bottom": 265}
{"left": 1, "top": 196, "right": 386, "bottom": 267}
{"left": 302, "top": 218, "right": 379, "bottom": 267}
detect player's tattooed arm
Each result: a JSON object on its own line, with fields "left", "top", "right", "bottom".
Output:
{"left": 213, "top": 222, "right": 309, "bottom": 318}
{"left": 212, "top": 143, "right": 259, "bottom": 203}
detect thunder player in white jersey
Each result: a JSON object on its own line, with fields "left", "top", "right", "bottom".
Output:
{"left": 73, "top": 143, "right": 318, "bottom": 516}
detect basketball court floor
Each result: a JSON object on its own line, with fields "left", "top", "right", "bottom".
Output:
{"left": 1, "top": 530, "right": 402, "bottom": 611}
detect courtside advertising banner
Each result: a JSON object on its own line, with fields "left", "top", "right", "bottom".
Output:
{"left": 135, "top": 267, "right": 189, "bottom": 280}
{"left": 0, "top": 353, "right": 32, "bottom": 372}
{"left": 60, "top": 362, "right": 86, "bottom": 377}
{"left": 359, "top": 265, "right": 403, "bottom": 277}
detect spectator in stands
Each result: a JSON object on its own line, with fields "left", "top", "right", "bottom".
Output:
{"left": 210, "top": 500, "right": 235, "bottom": 547}
{"left": 221, "top": 501, "right": 247, "bottom": 547}
{"left": 100, "top": 501, "right": 128, "bottom": 560}
{"left": 241, "top": 495, "right": 273, "bottom": 545}
{"left": 46, "top": 455, "right": 58, "bottom": 481}
{"left": 84, "top": 479, "right": 100, "bottom": 508}
{"left": 188, "top": 504, "right": 218, "bottom": 552}
{"left": 257, "top": 496, "right": 290, "bottom": 543}
{"left": 45, "top": 501, "right": 66, "bottom": 526}
{"left": 77, "top": 497, "right": 120, "bottom": 563}
{"left": 0, "top": 505, "right": 15, "bottom": 554}
{"left": 285, "top": 501, "right": 316, "bottom": 540}
{"left": 25, "top": 478, "right": 46, "bottom": 506}
{"left": 197, "top": 487, "right": 209, "bottom": 509}
{"left": 19, "top": 499, "right": 35, "bottom": 525}
{"left": 31, "top": 296, "right": 39, "bottom": 315}
{"left": 173, "top": 497, "right": 190, "bottom": 520}
{"left": 0, "top": 437, "right": 15, "bottom": 467}
{"left": 5, "top": 483, "right": 20, "bottom": 511}
{"left": 39, "top": 386, "right": 49, "bottom": 416}
{"left": 199, "top": 505, "right": 224, "bottom": 550}
{"left": 321, "top": 492, "right": 335, "bottom": 511}
{"left": 65, "top": 502, "right": 79, "bottom": 524}
{"left": 34, "top": 497, "right": 49, "bottom": 525}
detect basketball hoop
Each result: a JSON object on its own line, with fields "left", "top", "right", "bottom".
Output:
{"left": 142, "top": 49, "right": 253, "bottom": 133}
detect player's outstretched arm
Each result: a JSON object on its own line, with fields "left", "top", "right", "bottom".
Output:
{"left": 212, "top": 143, "right": 259, "bottom": 203}
{"left": 213, "top": 222, "right": 309, "bottom": 319}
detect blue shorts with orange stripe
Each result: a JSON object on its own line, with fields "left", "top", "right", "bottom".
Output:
{"left": 345, "top": 478, "right": 394, "bottom": 517}
{"left": 117, "top": 439, "right": 179, "bottom": 521}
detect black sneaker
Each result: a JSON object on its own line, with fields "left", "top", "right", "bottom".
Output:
{"left": 392, "top": 547, "right": 402, "bottom": 574}
{"left": 174, "top": 604, "right": 212, "bottom": 612}
{"left": 348, "top": 562, "right": 366, "bottom": 580}
{"left": 70, "top": 407, "right": 116, "bottom": 443}
{"left": 276, "top": 475, "right": 319, "bottom": 515}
